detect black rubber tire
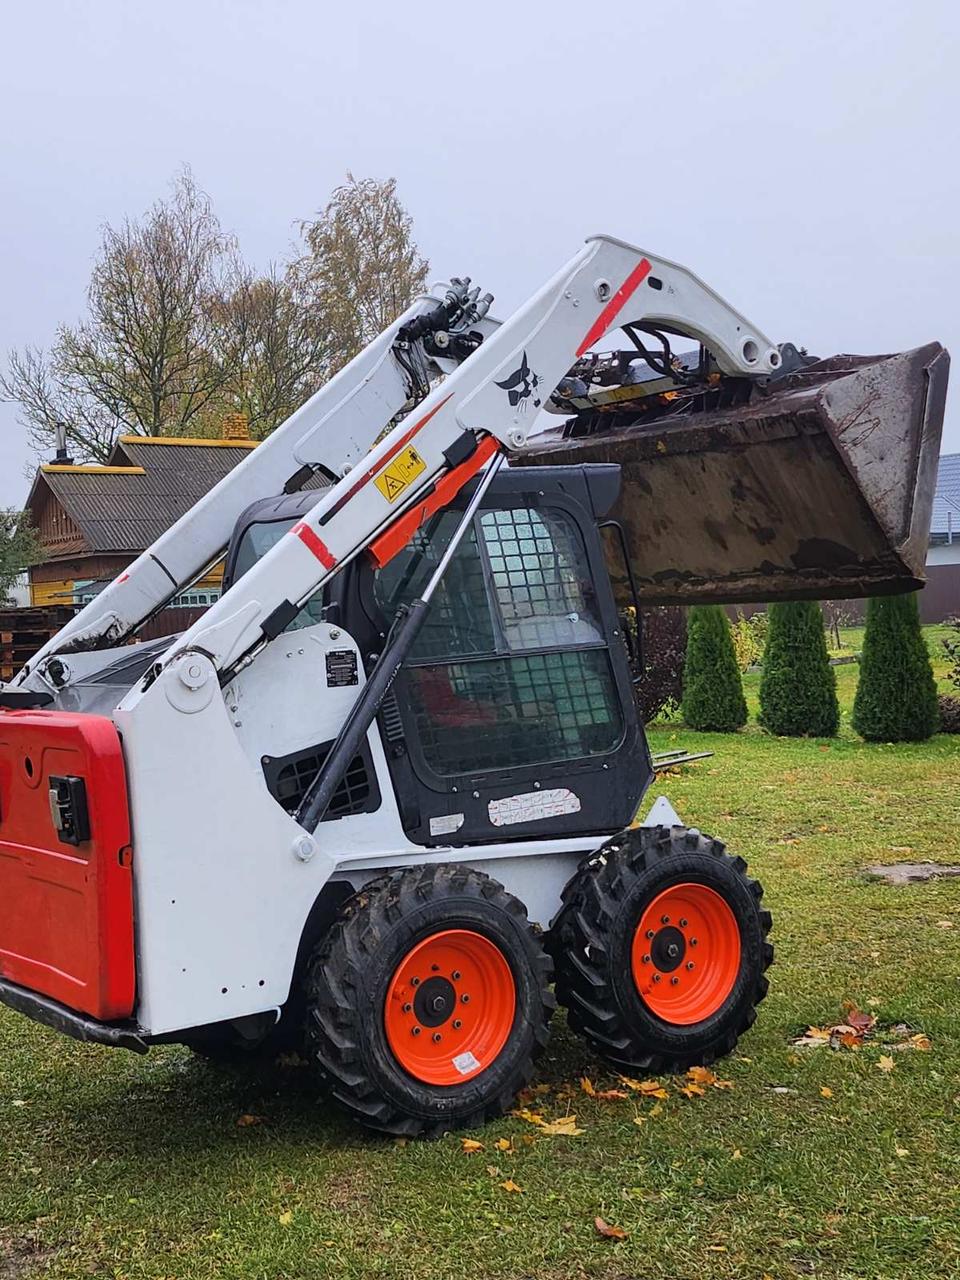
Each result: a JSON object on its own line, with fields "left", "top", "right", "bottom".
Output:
{"left": 551, "top": 825, "right": 773, "bottom": 1073}
{"left": 303, "top": 864, "right": 555, "bottom": 1136}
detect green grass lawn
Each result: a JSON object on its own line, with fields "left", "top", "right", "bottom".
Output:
{"left": 3, "top": 659, "right": 960, "bottom": 1278}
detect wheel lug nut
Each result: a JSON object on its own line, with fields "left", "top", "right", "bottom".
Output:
{"left": 642, "top": 953, "right": 651, "bottom": 964}
{"left": 432, "top": 1032, "right": 442, "bottom": 1043}
{"left": 670, "top": 976, "right": 680, "bottom": 986}
{"left": 453, "top": 1019, "right": 462, "bottom": 1029}
{"left": 646, "top": 929, "right": 655, "bottom": 940}
{"left": 412, "top": 1026, "right": 421, "bottom": 1036}
{"left": 686, "top": 961, "right": 695, "bottom": 971}
{"left": 452, "top": 970, "right": 461, "bottom": 980}
{"left": 690, "top": 938, "right": 698, "bottom": 947}
{"left": 653, "top": 973, "right": 661, "bottom": 983}
{"left": 431, "top": 963, "right": 440, "bottom": 973}
{"left": 679, "top": 918, "right": 688, "bottom": 927}
{"left": 402, "top": 1003, "right": 412, "bottom": 1013}
{"left": 411, "top": 976, "right": 420, "bottom": 986}
{"left": 661, "top": 915, "right": 670, "bottom": 925}
{"left": 461, "top": 994, "right": 470, "bottom": 1004}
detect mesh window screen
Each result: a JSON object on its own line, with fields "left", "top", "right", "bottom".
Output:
{"left": 374, "top": 503, "right": 623, "bottom": 778}
{"left": 374, "top": 516, "right": 495, "bottom": 660}
{"left": 408, "top": 650, "right": 622, "bottom": 776}
{"left": 480, "top": 508, "right": 604, "bottom": 651}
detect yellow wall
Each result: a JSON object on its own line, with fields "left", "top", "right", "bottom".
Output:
{"left": 30, "top": 578, "right": 74, "bottom": 607}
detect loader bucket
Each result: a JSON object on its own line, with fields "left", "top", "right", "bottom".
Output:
{"left": 518, "top": 343, "right": 949, "bottom": 606}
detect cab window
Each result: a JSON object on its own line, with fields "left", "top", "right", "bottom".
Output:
{"left": 374, "top": 505, "right": 623, "bottom": 777}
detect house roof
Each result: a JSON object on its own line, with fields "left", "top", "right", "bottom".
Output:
{"left": 931, "top": 453, "right": 960, "bottom": 544}
{"left": 27, "top": 435, "right": 256, "bottom": 557}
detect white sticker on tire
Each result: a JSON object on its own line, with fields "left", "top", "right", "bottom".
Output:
{"left": 452, "top": 1050, "right": 480, "bottom": 1075}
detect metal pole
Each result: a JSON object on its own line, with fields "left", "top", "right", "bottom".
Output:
{"left": 296, "top": 450, "right": 503, "bottom": 834}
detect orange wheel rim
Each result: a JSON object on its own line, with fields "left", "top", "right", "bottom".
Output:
{"left": 384, "top": 929, "right": 516, "bottom": 1085}
{"left": 631, "top": 883, "right": 741, "bottom": 1025}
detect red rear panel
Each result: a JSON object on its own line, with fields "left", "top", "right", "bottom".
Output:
{"left": 0, "top": 710, "right": 135, "bottom": 1020}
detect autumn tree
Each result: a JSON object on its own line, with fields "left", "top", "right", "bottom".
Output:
{"left": 208, "top": 262, "right": 330, "bottom": 439}
{"left": 3, "top": 170, "right": 428, "bottom": 460}
{"left": 292, "top": 174, "right": 429, "bottom": 374}
{"left": 2, "top": 169, "right": 234, "bottom": 462}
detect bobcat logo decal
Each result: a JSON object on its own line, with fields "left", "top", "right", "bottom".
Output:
{"left": 495, "top": 351, "right": 542, "bottom": 412}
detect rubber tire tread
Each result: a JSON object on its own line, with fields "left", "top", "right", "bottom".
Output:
{"left": 551, "top": 824, "right": 773, "bottom": 1073}
{"left": 303, "top": 864, "right": 555, "bottom": 1137}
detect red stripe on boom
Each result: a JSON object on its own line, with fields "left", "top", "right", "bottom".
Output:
{"left": 575, "top": 257, "right": 652, "bottom": 357}
{"left": 292, "top": 521, "right": 337, "bottom": 569}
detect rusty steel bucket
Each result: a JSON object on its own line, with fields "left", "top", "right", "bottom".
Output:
{"left": 518, "top": 342, "right": 949, "bottom": 606}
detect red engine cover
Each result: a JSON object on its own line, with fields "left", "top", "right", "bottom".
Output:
{"left": 0, "top": 710, "right": 135, "bottom": 1021}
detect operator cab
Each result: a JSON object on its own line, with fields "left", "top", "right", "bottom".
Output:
{"left": 224, "top": 464, "right": 652, "bottom": 846}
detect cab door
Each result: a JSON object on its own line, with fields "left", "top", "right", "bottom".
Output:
{"left": 358, "top": 466, "right": 652, "bottom": 845}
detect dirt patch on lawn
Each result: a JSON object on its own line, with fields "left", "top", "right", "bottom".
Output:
{"left": 0, "top": 1238, "right": 59, "bottom": 1279}
{"left": 864, "top": 862, "right": 960, "bottom": 886}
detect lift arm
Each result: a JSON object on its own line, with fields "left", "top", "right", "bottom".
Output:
{"left": 119, "top": 235, "right": 779, "bottom": 692}
{"left": 10, "top": 279, "right": 498, "bottom": 691}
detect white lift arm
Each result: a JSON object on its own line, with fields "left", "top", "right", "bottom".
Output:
{"left": 125, "top": 234, "right": 780, "bottom": 690}
{"left": 12, "top": 279, "right": 499, "bottom": 689}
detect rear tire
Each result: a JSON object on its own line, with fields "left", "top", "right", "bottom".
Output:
{"left": 551, "top": 825, "right": 772, "bottom": 1073}
{"left": 303, "top": 864, "right": 555, "bottom": 1136}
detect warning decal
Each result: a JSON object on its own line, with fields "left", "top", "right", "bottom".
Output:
{"left": 374, "top": 446, "right": 427, "bottom": 502}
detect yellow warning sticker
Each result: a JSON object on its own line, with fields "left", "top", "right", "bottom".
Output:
{"left": 374, "top": 446, "right": 427, "bottom": 502}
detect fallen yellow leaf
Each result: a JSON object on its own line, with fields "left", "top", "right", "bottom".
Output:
{"left": 686, "top": 1066, "right": 717, "bottom": 1085}
{"left": 637, "top": 1080, "right": 669, "bottom": 1099}
{"left": 632, "top": 1115, "right": 645, "bottom": 1128}
{"left": 495, "top": 1137, "right": 512, "bottom": 1152}
{"left": 278, "top": 1210, "right": 293, "bottom": 1227}
{"left": 618, "top": 1075, "right": 645, "bottom": 1091}
{"left": 540, "top": 1114, "right": 585, "bottom": 1136}
{"left": 461, "top": 1138, "right": 484, "bottom": 1153}
{"left": 501, "top": 1179, "right": 523, "bottom": 1194}
{"left": 509, "top": 1107, "right": 546, "bottom": 1127}
{"left": 580, "top": 1076, "right": 596, "bottom": 1096}
{"left": 910, "top": 1033, "right": 932, "bottom": 1051}
{"left": 595, "top": 1088, "right": 629, "bottom": 1102}
{"left": 732, "top": 1148, "right": 743, "bottom": 1159}
{"left": 594, "top": 1216, "right": 628, "bottom": 1240}
{"left": 895, "top": 1146, "right": 910, "bottom": 1158}
{"left": 877, "top": 1055, "right": 896, "bottom": 1074}
{"left": 819, "top": 1086, "right": 834, "bottom": 1099}
{"left": 679, "top": 1083, "right": 706, "bottom": 1099}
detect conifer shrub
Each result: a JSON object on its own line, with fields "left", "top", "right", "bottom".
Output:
{"left": 682, "top": 605, "right": 747, "bottom": 731}
{"left": 758, "top": 601, "right": 839, "bottom": 737}
{"left": 852, "top": 594, "right": 939, "bottom": 742}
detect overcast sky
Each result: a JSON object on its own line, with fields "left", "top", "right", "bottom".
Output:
{"left": 1, "top": 0, "right": 958, "bottom": 508}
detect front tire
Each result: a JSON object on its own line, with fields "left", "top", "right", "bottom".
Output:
{"left": 552, "top": 825, "right": 772, "bottom": 1073}
{"left": 303, "top": 865, "right": 555, "bottom": 1136}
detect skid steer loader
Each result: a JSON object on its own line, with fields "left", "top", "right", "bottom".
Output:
{"left": 0, "top": 236, "right": 948, "bottom": 1135}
